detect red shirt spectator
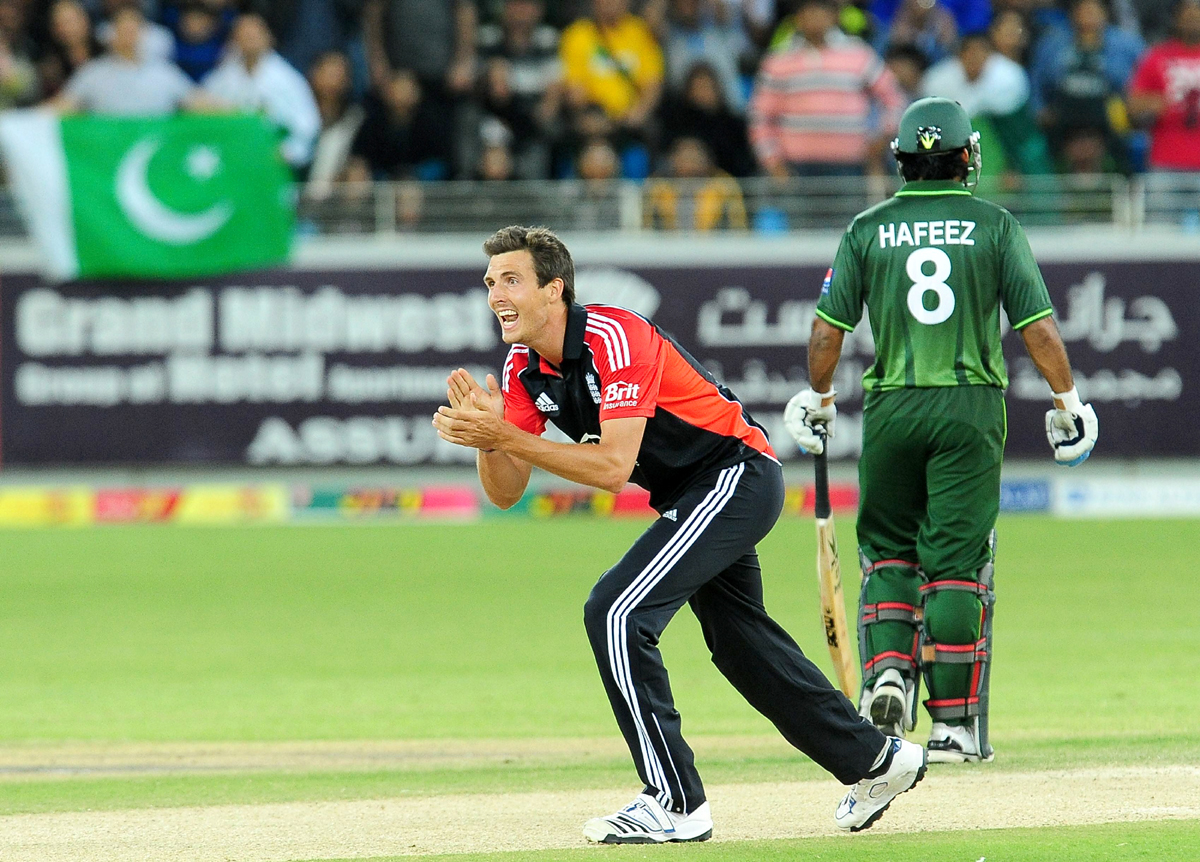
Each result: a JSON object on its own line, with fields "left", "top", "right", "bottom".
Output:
{"left": 1130, "top": 0, "right": 1200, "bottom": 171}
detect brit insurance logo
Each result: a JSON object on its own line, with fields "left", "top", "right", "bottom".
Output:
{"left": 603, "top": 381, "right": 640, "bottom": 408}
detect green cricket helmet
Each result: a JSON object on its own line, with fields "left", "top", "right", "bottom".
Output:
{"left": 891, "top": 97, "right": 982, "bottom": 187}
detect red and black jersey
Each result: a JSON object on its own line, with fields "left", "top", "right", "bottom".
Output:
{"left": 501, "top": 303, "right": 777, "bottom": 510}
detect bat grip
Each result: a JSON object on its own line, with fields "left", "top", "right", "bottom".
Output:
{"left": 813, "top": 442, "right": 831, "bottom": 520}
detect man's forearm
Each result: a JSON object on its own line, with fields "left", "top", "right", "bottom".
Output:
{"left": 808, "top": 318, "right": 846, "bottom": 394}
{"left": 477, "top": 449, "right": 530, "bottom": 509}
{"left": 497, "top": 425, "right": 633, "bottom": 494}
{"left": 1020, "top": 316, "right": 1074, "bottom": 401}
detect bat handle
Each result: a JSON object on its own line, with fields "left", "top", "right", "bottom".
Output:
{"left": 813, "top": 434, "right": 831, "bottom": 520}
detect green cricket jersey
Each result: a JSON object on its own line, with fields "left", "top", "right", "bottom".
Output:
{"left": 816, "top": 180, "right": 1054, "bottom": 391}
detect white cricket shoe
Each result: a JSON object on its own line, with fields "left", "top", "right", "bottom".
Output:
{"left": 834, "top": 737, "right": 927, "bottom": 832}
{"left": 928, "top": 721, "right": 994, "bottom": 763}
{"left": 583, "top": 794, "right": 713, "bottom": 844}
{"left": 867, "top": 668, "right": 909, "bottom": 737}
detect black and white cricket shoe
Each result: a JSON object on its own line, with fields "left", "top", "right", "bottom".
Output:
{"left": 928, "top": 721, "right": 994, "bottom": 763}
{"left": 834, "top": 737, "right": 927, "bottom": 832}
{"left": 583, "top": 793, "right": 712, "bottom": 844}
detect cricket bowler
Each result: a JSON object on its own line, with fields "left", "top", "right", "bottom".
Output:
{"left": 785, "top": 97, "right": 1099, "bottom": 763}
{"left": 434, "top": 225, "right": 927, "bottom": 843}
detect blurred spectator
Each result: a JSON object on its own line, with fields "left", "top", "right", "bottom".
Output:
{"left": 475, "top": 115, "right": 517, "bottom": 179}
{"left": 50, "top": 5, "right": 200, "bottom": 113}
{"left": 884, "top": 42, "right": 929, "bottom": 103}
{"left": 163, "top": 0, "right": 235, "bottom": 81}
{"left": 364, "top": 0, "right": 476, "bottom": 97}
{"left": 0, "top": 0, "right": 37, "bottom": 61}
{"left": 203, "top": 13, "right": 320, "bottom": 171}
{"left": 723, "top": 0, "right": 777, "bottom": 46}
{"left": 1058, "top": 122, "right": 1112, "bottom": 170}
{"left": 1135, "top": 0, "right": 1178, "bottom": 41}
{"left": 478, "top": 0, "right": 564, "bottom": 179}
{"left": 644, "top": 136, "right": 747, "bottom": 229}
{"left": 870, "top": 0, "right": 991, "bottom": 36}
{"left": 37, "top": 0, "right": 101, "bottom": 97}
{"left": 560, "top": 0, "right": 665, "bottom": 139}
{"left": 578, "top": 134, "right": 621, "bottom": 180}
{"left": 923, "top": 31, "right": 1054, "bottom": 172}
{"left": 245, "top": 0, "right": 364, "bottom": 80}
{"left": 748, "top": 0, "right": 905, "bottom": 177}
{"left": 363, "top": 0, "right": 478, "bottom": 175}
{"left": 660, "top": 60, "right": 755, "bottom": 175}
{"left": 923, "top": 32, "right": 1029, "bottom": 116}
{"left": 570, "top": 135, "right": 623, "bottom": 228}
{"left": 96, "top": 0, "right": 176, "bottom": 62}
{"left": 306, "top": 50, "right": 364, "bottom": 192}
{"left": 989, "top": 8, "right": 1030, "bottom": 63}
{"left": 1029, "top": 0, "right": 1142, "bottom": 167}
{"left": 661, "top": 0, "right": 749, "bottom": 112}
{"left": 0, "top": 9, "right": 37, "bottom": 107}
{"left": 885, "top": 0, "right": 958, "bottom": 65}
{"left": 347, "top": 68, "right": 450, "bottom": 179}
{"left": 1129, "top": 0, "right": 1200, "bottom": 171}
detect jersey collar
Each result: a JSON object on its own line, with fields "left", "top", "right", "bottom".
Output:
{"left": 526, "top": 303, "right": 587, "bottom": 378}
{"left": 895, "top": 180, "right": 973, "bottom": 197}
{"left": 564, "top": 303, "right": 587, "bottom": 361}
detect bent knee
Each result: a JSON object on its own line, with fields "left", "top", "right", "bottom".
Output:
{"left": 584, "top": 579, "right": 617, "bottom": 633}
{"left": 924, "top": 590, "right": 982, "bottom": 644}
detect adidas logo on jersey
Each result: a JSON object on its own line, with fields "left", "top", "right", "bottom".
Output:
{"left": 534, "top": 392, "right": 559, "bottom": 413}
{"left": 663, "top": 509, "right": 678, "bottom": 521}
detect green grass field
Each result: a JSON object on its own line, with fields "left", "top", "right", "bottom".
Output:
{"left": 1, "top": 515, "right": 1197, "bottom": 860}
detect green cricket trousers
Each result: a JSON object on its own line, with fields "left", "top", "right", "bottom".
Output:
{"left": 855, "top": 385, "right": 1004, "bottom": 724}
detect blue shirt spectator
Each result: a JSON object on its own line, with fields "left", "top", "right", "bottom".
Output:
{"left": 1029, "top": 0, "right": 1143, "bottom": 117}
{"left": 162, "top": 1, "right": 235, "bottom": 82}
{"left": 870, "top": 0, "right": 991, "bottom": 37}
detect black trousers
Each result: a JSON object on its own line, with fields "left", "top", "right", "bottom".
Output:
{"left": 583, "top": 455, "right": 886, "bottom": 814}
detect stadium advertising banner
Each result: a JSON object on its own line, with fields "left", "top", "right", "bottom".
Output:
{"left": 0, "top": 259, "right": 1193, "bottom": 465}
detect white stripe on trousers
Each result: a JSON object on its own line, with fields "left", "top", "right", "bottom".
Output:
{"left": 604, "top": 462, "right": 745, "bottom": 810}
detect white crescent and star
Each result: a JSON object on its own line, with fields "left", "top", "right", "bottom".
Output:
{"left": 115, "top": 138, "right": 233, "bottom": 245}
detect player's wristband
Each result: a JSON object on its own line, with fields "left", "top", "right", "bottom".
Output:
{"left": 815, "top": 387, "right": 837, "bottom": 407}
{"left": 1052, "top": 386, "right": 1084, "bottom": 414}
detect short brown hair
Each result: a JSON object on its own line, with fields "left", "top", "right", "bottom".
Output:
{"left": 483, "top": 225, "right": 575, "bottom": 306}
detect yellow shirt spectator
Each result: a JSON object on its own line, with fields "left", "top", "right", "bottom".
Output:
{"left": 560, "top": 14, "right": 664, "bottom": 120}
{"left": 644, "top": 173, "right": 748, "bottom": 232}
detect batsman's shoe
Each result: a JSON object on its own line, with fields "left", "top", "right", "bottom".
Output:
{"left": 834, "top": 738, "right": 927, "bottom": 832}
{"left": 583, "top": 794, "right": 712, "bottom": 844}
{"left": 868, "top": 669, "right": 908, "bottom": 737}
{"left": 928, "top": 721, "right": 994, "bottom": 763}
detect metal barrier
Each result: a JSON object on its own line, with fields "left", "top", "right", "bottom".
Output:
{"left": 2, "top": 173, "right": 1199, "bottom": 239}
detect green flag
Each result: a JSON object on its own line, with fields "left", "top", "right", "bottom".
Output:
{"left": 0, "top": 111, "right": 294, "bottom": 280}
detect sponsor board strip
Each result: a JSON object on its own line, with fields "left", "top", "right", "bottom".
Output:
{"left": 14, "top": 477, "right": 1200, "bottom": 526}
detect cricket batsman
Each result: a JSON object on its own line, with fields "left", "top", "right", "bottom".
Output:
{"left": 786, "top": 97, "right": 1099, "bottom": 763}
{"left": 434, "top": 225, "right": 927, "bottom": 843}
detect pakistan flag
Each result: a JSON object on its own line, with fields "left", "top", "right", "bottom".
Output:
{"left": 0, "top": 111, "right": 293, "bottom": 280}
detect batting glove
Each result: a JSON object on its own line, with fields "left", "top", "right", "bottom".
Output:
{"left": 1045, "top": 386, "right": 1098, "bottom": 466}
{"left": 784, "top": 388, "right": 836, "bottom": 456}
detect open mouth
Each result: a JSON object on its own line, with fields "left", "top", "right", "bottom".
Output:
{"left": 496, "top": 309, "right": 519, "bottom": 332}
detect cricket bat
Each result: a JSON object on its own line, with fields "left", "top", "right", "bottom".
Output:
{"left": 814, "top": 447, "right": 859, "bottom": 699}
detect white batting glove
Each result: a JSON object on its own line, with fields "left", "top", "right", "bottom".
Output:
{"left": 1045, "top": 387, "right": 1098, "bottom": 466}
{"left": 784, "top": 388, "right": 836, "bottom": 456}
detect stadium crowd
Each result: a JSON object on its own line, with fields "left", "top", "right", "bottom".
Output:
{"left": 1, "top": 0, "right": 1199, "bottom": 226}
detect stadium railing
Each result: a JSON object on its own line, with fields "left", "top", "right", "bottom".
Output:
{"left": 1, "top": 174, "right": 1199, "bottom": 239}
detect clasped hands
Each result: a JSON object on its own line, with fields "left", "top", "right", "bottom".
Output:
{"left": 432, "top": 368, "right": 508, "bottom": 451}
